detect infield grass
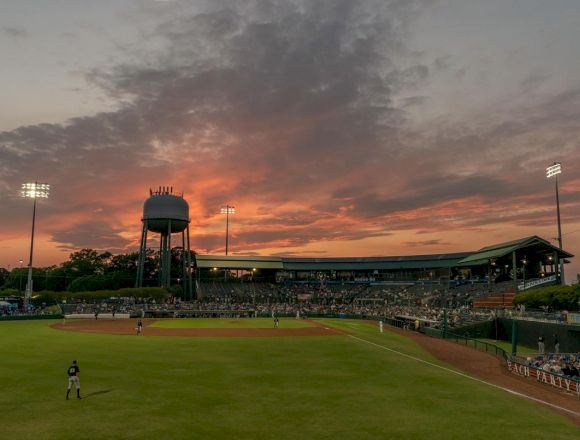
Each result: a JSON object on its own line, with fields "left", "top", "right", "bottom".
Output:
{"left": 0, "top": 318, "right": 577, "bottom": 440}
{"left": 150, "top": 317, "right": 312, "bottom": 329}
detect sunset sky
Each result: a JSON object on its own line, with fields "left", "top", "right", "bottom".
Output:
{"left": 1, "top": 0, "right": 579, "bottom": 281}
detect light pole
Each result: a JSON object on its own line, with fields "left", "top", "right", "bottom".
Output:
{"left": 220, "top": 205, "right": 235, "bottom": 255}
{"left": 546, "top": 162, "right": 564, "bottom": 284}
{"left": 21, "top": 182, "right": 50, "bottom": 304}
{"left": 18, "top": 259, "right": 23, "bottom": 293}
{"left": 521, "top": 258, "right": 527, "bottom": 291}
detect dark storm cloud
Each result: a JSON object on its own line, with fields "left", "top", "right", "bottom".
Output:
{"left": 1, "top": 0, "right": 580, "bottom": 257}
{"left": 0, "top": 108, "right": 159, "bottom": 233}
{"left": 1, "top": 26, "right": 28, "bottom": 39}
{"left": 403, "top": 239, "right": 451, "bottom": 247}
{"left": 333, "top": 174, "right": 514, "bottom": 219}
{"left": 90, "top": 0, "right": 430, "bottom": 171}
{"left": 192, "top": 220, "right": 390, "bottom": 253}
{"left": 51, "top": 221, "right": 131, "bottom": 251}
{"left": 26, "top": 0, "right": 432, "bottom": 251}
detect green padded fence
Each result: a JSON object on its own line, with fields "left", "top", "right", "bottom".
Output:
{"left": 0, "top": 314, "right": 63, "bottom": 321}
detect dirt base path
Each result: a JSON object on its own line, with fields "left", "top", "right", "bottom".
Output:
{"left": 52, "top": 318, "right": 343, "bottom": 338}
{"left": 386, "top": 325, "right": 580, "bottom": 425}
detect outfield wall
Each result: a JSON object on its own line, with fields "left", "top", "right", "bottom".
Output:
{"left": 506, "top": 359, "right": 580, "bottom": 397}
{"left": 0, "top": 314, "right": 62, "bottom": 321}
{"left": 65, "top": 313, "right": 130, "bottom": 319}
{"left": 497, "top": 318, "right": 580, "bottom": 353}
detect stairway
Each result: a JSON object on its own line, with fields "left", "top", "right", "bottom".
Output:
{"left": 473, "top": 292, "right": 516, "bottom": 309}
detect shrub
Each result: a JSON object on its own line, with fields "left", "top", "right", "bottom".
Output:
{"left": 513, "top": 284, "right": 580, "bottom": 311}
{"left": 30, "top": 287, "right": 171, "bottom": 306}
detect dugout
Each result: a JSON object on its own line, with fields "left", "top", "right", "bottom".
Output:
{"left": 395, "top": 315, "right": 439, "bottom": 331}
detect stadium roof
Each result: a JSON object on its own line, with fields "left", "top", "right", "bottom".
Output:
{"left": 196, "top": 255, "right": 283, "bottom": 270}
{"left": 280, "top": 253, "right": 471, "bottom": 271}
{"left": 196, "top": 253, "right": 472, "bottom": 271}
{"left": 457, "top": 235, "right": 573, "bottom": 266}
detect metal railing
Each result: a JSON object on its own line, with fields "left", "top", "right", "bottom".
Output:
{"left": 441, "top": 331, "right": 510, "bottom": 360}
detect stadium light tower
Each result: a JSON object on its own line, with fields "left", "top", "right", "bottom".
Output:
{"left": 21, "top": 182, "right": 50, "bottom": 304}
{"left": 220, "top": 205, "right": 235, "bottom": 255}
{"left": 546, "top": 162, "right": 564, "bottom": 284}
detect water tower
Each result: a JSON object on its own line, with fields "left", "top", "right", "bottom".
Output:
{"left": 135, "top": 186, "right": 193, "bottom": 299}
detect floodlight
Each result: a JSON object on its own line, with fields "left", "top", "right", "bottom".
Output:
{"left": 546, "top": 162, "right": 561, "bottom": 179}
{"left": 21, "top": 182, "right": 50, "bottom": 199}
{"left": 220, "top": 206, "right": 236, "bottom": 214}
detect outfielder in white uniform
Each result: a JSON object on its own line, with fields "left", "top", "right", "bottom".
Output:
{"left": 379, "top": 320, "right": 384, "bottom": 333}
{"left": 66, "top": 360, "right": 81, "bottom": 400}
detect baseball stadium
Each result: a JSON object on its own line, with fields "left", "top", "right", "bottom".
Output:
{"left": 2, "top": 1, "right": 580, "bottom": 439}
{"left": 1, "top": 231, "right": 579, "bottom": 439}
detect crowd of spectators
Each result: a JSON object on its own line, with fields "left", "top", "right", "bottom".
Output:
{"left": 52, "top": 296, "right": 492, "bottom": 330}
{"left": 2, "top": 280, "right": 506, "bottom": 327}
{"left": 0, "top": 280, "right": 570, "bottom": 332}
{"left": 523, "top": 354, "right": 580, "bottom": 378}
{"left": 0, "top": 303, "right": 57, "bottom": 317}
{"left": 196, "top": 280, "right": 504, "bottom": 307}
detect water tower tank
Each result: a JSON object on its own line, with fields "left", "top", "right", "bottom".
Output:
{"left": 143, "top": 188, "right": 189, "bottom": 233}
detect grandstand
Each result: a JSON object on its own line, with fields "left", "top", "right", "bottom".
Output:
{"left": 194, "top": 236, "right": 572, "bottom": 303}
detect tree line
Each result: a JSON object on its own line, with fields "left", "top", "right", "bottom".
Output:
{"left": 513, "top": 284, "right": 580, "bottom": 311}
{"left": 0, "top": 248, "right": 192, "bottom": 294}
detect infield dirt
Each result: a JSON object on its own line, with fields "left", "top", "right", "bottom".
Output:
{"left": 52, "top": 318, "right": 343, "bottom": 337}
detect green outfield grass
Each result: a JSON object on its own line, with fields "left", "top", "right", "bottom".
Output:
{"left": 0, "top": 318, "right": 577, "bottom": 440}
{"left": 478, "top": 338, "right": 538, "bottom": 355}
{"left": 151, "top": 317, "right": 312, "bottom": 329}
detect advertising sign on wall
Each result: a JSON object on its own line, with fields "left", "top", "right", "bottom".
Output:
{"left": 506, "top": 360, "right": 580, "bottom": 396}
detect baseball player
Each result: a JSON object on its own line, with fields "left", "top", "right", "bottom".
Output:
{"left": 379, "top": 320, "right": 384, "bottom": 333}
{"left": 538, "top": 335, "right": 545, "bottom": 354}
{"left": 137, "top": 319, "right": 143, "bottom": 335}
{"left": 66, "top": 360, "right": 81, "bottom": 400}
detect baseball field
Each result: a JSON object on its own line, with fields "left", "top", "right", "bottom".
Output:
{"left": 1, "top": 318, "right": 578, "bottom": 439}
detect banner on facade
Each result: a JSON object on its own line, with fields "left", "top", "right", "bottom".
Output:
{"left": 517, "top": 275, "right": 556, "bottom": 291}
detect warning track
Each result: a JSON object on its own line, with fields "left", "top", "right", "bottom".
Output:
{"left": 384, "top": 325, "right": 580, "bottom": 425}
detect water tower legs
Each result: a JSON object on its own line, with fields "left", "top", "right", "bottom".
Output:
{"left": 135, "top": 220, "right": 148, "bottom": 288}
{"left": 180, "top": 225, "right": 193, "bottom": 300}
{"left": 135, "top": 218, "right": 194, "bottom": 299}
{"left": 157, "top": 220, "right": 172, "bottom": 288}
{"left": 186, "top": 224, "right": 193, "bottom": 300}
{"left": 165, "top": 220, "right": 172, "bottom": 287}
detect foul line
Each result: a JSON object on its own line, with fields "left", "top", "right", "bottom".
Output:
{"left": 348, "top": 334, "right": 580, "bottom": 418}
